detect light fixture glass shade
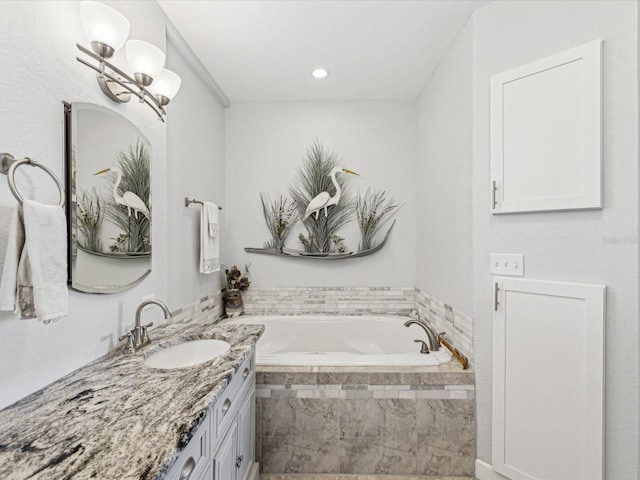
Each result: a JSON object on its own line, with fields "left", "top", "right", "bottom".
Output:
{"left": 150, "top": 69, "right": 182, "bottom": 100}
{"left": 312, "top": 68, "right": 329, "bottom": 79}
{"left": 125, "top": 39, "right": 166, "bottom": 80}
{"left": 80, "top": 1, "right": 130, "bottom": 53}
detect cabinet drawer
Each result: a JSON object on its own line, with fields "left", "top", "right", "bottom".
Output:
{"left": 213, "top": 351, "right": 255, "bottom": 440}
{"left": 165, "top": 417, "right": 210, "bottom": 480}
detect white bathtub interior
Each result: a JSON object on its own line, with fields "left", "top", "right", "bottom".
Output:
{"left": 224, "top": 315, "right": 452, "bottom": 366}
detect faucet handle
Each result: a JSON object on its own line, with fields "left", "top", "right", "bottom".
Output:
{"left": 141, "top": 322, "right": 153, "bottom": 344}
{"left": 413, "top": 339, "right": 430, "bottom": 354}
{"left": 119, "top": 329, "right": 135, "bottom": 342}
{"left": 119, "top": 331, "right": 135, "bottom": 354}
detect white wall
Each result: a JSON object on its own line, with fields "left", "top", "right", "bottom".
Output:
{"left": 165, "top": 36, "right": 226, "bottom": 307}
{"left": 416, "top": 19, "right": 473, "bottom": 315}
{"left": 0, "top": 1, "right": 225, "bottom": 409}
{"left": 471, "top": 1, "right": 638, "bottom": 478}
{"left": 225, "top": 101, "right": 417, "bottom": 287}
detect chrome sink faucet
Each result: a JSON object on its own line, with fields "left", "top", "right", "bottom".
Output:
{"left": 404, "top": 310, "right": 440, "bottom": 354}
{"left": 120, "top": 299, "right": 172, "bottom": 354}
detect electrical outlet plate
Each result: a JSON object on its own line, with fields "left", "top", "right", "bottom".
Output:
{"left": 490, "top": 253, "right": 524, "bottom": 276}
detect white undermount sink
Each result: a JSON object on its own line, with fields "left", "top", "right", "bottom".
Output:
{"left": 144, "top": 339, "right": 231, "bottom": 369}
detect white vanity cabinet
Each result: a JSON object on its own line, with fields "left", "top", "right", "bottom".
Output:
{"left": 165, "top": 348, "right": 257, "bottom": 480}
{"left": 213, "top": 388, "right": 256, "bottom": 480}
{"left": 165, "top": 417, "right": 211, "bottom": 480}
{"left": 212, "top": 351, "right": 257, "bottom": 480}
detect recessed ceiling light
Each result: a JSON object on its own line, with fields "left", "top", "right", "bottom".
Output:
{"left": 312, "top": 68, "right": 329, "bottom": 79}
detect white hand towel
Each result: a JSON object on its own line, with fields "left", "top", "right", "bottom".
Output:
{"left": 205, "top": 202, "right": 220, "bottom": 237}
{"left": 17, "top": 245, "right": 35, "bottom": 319}
{"left": 22, "top": 200, "right": 68, "bottom": 323}
{"left": 0, "top": 204, "right": 24, "bottom": 312}
{"left": 200, "top": 203, "right": 220, "bottom": 274}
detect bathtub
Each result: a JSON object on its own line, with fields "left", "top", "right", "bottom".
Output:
{"left": 223, "top": 315, "right": 452, "bottom": 366}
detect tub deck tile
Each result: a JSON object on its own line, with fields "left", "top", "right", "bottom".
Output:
{"left": 261, "top": 398, "right": 340, "bottom": 474}
{"left": 261, "top": 476, "right": 476, "bottom": 480}
{"left": 416, "top": 400, "right": 476, "bottom": 477}
{"left": 339, "top": 399, "right": 418, "bottom": 475}
{"left": 257, "top": 364, "right": 476, "bottom": 476}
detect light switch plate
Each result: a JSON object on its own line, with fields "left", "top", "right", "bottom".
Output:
{"left": 490, "top": 253, "right": 524, "bottom": 276}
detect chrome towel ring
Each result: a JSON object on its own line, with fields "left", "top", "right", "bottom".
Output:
{"left": 1, "top": 153, "right": 65, "bottom": 207}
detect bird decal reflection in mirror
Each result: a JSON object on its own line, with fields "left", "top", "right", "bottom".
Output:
{"left": 94, "top": 166, "right": 150, "bottom": 219}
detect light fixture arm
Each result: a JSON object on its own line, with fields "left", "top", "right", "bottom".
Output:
{"left": 76, "top": 43, "right": 166, "bottom": 122}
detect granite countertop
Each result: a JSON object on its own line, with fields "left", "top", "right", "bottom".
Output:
{"left": 0, "top": 321, "right": 264, "bottom": 480}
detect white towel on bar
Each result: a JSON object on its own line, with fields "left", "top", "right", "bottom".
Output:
{"left": 21, "top": 199, "right": 68, "bottom": 322}
{"left": 0, "top": 204, "right": 24, "bottom": 312}
{"left": 205, "top": 202, "right": 220, "bottom": 237}
{"left": 200, "top": 202, "right": 220, "bottom": 274}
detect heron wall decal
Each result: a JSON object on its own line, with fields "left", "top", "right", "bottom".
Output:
{"left": 303, "top": 167, "right": 359, "bottom": 220}
{"left": 94, "top": 167, "right": 150, "bottom": 219}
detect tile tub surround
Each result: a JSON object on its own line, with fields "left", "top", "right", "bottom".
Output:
{"left": 256, "top": 367, "right": 475, "bottom": 477}
{"left": 169, "top": 290, "right": 224, "bottom": 324}
{"left": 241, "top": 287, "right": 416, "bottom": 316}
{"left": 240, "top": 287, "right": 473, "bottom": 365}
{"left": 415, "top": 289, "right": 473, "bottom": 365}
{"left": 0, "top": 322, "right": 264, "bottom": 480}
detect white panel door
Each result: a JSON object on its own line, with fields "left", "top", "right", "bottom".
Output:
{"left": 213, "top": 424, "right": 238, "bottom": 480}
{"left": 490, "top": 40, "right": 602, "bottom": 214}
{"left": 236, "top": 390, "right": 255, "bottom": 480}
{"left": 492, "top": 278, "right": 605, "bottom": 480}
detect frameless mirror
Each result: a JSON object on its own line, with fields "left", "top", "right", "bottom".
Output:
{"left": 66, "top": 103, "right": 151, "bottom": 293}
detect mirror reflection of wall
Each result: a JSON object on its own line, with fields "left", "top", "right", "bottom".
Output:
{"left": 67, "top": 103, "right": 152, "bottom": 294}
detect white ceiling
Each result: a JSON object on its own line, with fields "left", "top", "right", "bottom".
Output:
{"left": 158, "top": 0, "right": 489, "bottom": 102}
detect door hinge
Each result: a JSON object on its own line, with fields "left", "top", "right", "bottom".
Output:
{"left": 492, "top": 180, "right": 498, "bottom": 209}
{"left": 494, "top": 282, "right": 500, "bottom": 311}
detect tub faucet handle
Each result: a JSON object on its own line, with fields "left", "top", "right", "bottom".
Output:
{"left": 413, "top": 339, "right": 430, "bottom": 354}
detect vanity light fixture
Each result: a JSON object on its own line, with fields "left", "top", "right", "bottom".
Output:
{"left": 76, "top": 1, "right": 181, "bottom": 122}
{"left": 312, "top": 68, "right": 329, "bottom": 79}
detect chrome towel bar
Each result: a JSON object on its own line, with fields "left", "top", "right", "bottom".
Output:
{"left": 185, "top": 197, "right": 222, "bottom": 210}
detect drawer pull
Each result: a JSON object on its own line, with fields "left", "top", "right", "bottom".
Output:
{"left": 221, "top": 398, "right": 232, "bottom": 415}
{"left": 179, "top": 457, "right": 196, "bottom": 480}
{"left": 242, "top": 367, "right": 250, "bottom": 379}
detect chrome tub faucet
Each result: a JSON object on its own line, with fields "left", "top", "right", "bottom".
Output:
{"left": 405, "top": 310, "right": 440, "bottom": 353}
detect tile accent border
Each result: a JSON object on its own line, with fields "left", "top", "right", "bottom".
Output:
{"left": 256, "top": 383, "right": 475, "bottom": 400}
{"left": 169, "top": 290, "right": 224, "bottom": 324}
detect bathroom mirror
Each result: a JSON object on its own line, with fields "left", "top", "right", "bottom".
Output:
{"left": 65, "top": 103, "right": 151, "bottom": 294}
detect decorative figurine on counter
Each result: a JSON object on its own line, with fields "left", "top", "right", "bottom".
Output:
{"left": 223, "top": 264, "right": 251, "bottom": 317}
